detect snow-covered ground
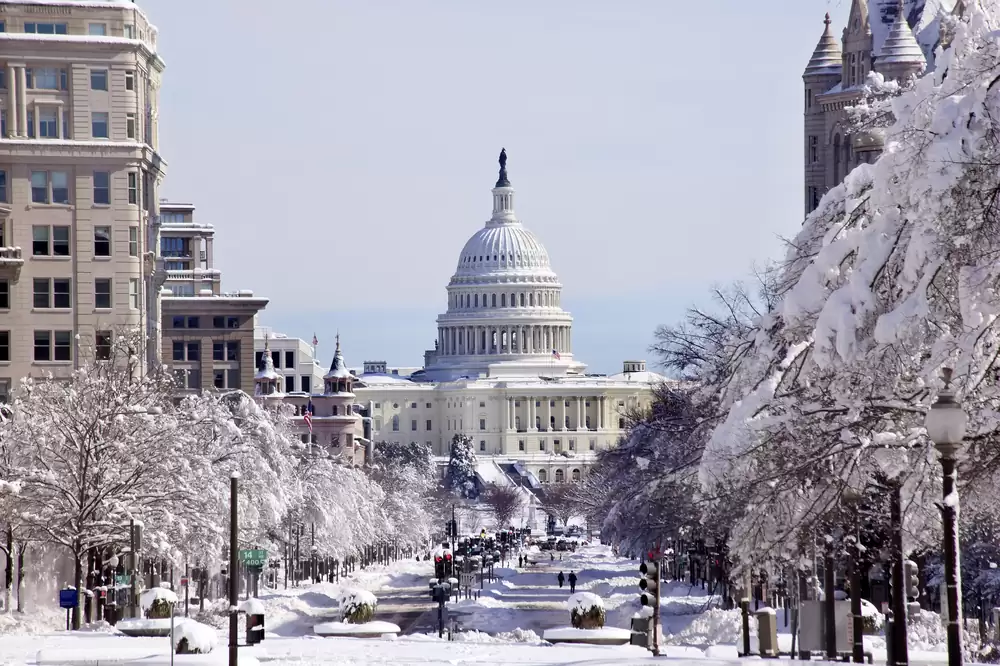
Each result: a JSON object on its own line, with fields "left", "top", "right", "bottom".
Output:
{"left": 0, "top": 544, "right": 958, "bottom": 665}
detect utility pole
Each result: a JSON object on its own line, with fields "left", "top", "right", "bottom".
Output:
{"left": 229, "top": 473, "right": 239, "bottom": 666}
{"left": 890, "top": 482, "right": 908, "bottom": 666}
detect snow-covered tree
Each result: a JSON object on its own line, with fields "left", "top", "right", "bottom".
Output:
{"left": 446, "top": 434, "right": 478, "bottom": 499}
{"left": 3, "top": 331, "right": 190, "bottom": 628}
{"left": 697, "top": 2, "right": 1000, "bottom": 566}
{"left": 368, "top": 441, "right": 435, "bottom": 547}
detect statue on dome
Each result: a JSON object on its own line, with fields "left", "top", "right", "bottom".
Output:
{"left": 496, "top": 147, "right": 510, "bottom": 187}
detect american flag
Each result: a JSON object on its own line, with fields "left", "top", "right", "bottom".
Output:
{"left": 312, "top": 333, "right": 318, "bottom": 346}
{"left": 552, "top": 349, "right": 561, "bottom": 360}
{"left": 303, "top": 403, "right": 313, "bottom": 433}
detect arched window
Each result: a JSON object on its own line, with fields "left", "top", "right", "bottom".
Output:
{"left": 833, "top": 134, "right": 842, "bottom": 182}
{"left": 530, "top": 293, "right": 535, "bottom": 306}
{"left": 550, "top": 415, "right": 556, "bottom": 430}
{"left": 392, "top": 415, "right": 399, "bottom": 431}
{"left": 475, "top": 294, "right": 479, "bottom": 307}
{"left": 501, "top": 293, "right": 507, "bottom": 307}
{"left": 491, "top": 294, "right": 497, "bottom": 307}
{"left": 332, "top": 405, "right": 339, "bottom": 416}
{"left": 538, "top": 469, "right": 548, "bottom": 483}
{"left": 571, "top": 469, "right": 581, "bottom": 482}
{"left": 843, "top": 137, "right": 851, "bottom": 177}
{"left": 510, "top": 293, "right": 515, "bottom": 307}
{"left": 515, "top": 416, "right": 521, "bottom": 431}
{"left": 519, "top": 293, "right": 525, "bottom": 307}
{"left": 555, "top": 469, "right": 565, "bottom": 483}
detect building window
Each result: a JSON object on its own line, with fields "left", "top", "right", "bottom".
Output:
{"left": 0, "top": 280, "right": 6, "bottom": 309}
{"left": 411, "top": 419, "right": 417, "bottom": 431}
{"left": 93, "top": 171, "right": 110, "bottom": 205}
{"left": 285, "top": 375, "right": 295, "bottom": 392}
{"left": 479, "top": 440, "right": 486, "bottom": 451}
{"left": 809, "top": 135, "right": 818, "bottom": 163}
{"left": 95, "top": 331, "right": 112, "bottom": 360}
{"left": 25, "top": 23, "right": 67, "bottom": 34}
{"left": 92, "top": 112, "right": 109, "bottom": 139}
{"left": 391, "top": 415, "right": 399, "bottom": 431}
{"left": 538, "top": 469, "right": 547, "bottom": 483}
{"left": 30, "top": 172, "right": 47, "bottom": 203}
{"left": 589, "top": 439, "right": 597, "bottom": 451}
{"left": 554, "top": 439, "right": 561, "bottom": 452}
{"left": 0, "top": 170, "right": 7, "bottom": 202}
{"left": 0, "top": 331, "right": 8, "bottom": 362}
{"left": 88, "top": 23, "right": 106, "bottom": 36}
{"left": 479, "top": 401, "right": 485, "bottom": 408}
{"left": 555, "top": 469, "right": 565, "bottom": 483}
{"left": 426, "top": 402, "right": 432, "bottom": 408}
{"left": 479, "top": 418, "right": 486, "bottom": 430}
{"left": 569, "top": 439, "right": 575, "bottom": 450}
{"left": 26, "top": 67, "right": 67, "bottom": 89}
{"left": 518, "top": 439, "right": 525, "bottom": 451}
{"left": 426, "top": 419, "right": 432, "bottom": 431}
{"left": 539, "top": 439, "right": 546, "bottom": 452}
{"left": 125, "top": 70, "right": 135, "bottom": 91}
{"left": 618, "top": 417, "right": 625, "bottom": 429}
{"left": 572, "top": 469, "right": 581, "bottom": 482}
{"left": 94, "top": 227, "right": 111, "bottom": 257}
{"left": 173, "top": 369, "right": 200, "bottom": 390}
{"left": 126, "top": 278, "right": 139, "bottom": 310}
{"left": 374, "top": 417, "right": 382, "bottom": 430}
{"left": 124, "top": 23, "right": 135, "bottom": 38}
{"left": 126, "top": 113, "right": 136, "bottom": 139}
{"left": 90, "top": 69, "right": 108, "bottom": 91}
{"left": 227, "top": 317, "right": 239, "bottom": 328}
{"left": 34, "top": 330, "right": 72, "bottom": 362}
{"left": 301, "top": 376, "right": 311, "bottom": 393}
{"left": 285, "top": 351, "right": 295, "bottom": 368}
{"left": 33, "top": 278, "right": 71, "bottom": 309}
{"left": 39, "top": 108, "right": 57, "bottom": 138}
{"left": 128, "top": 227, "right": 139, "bottom": 256}
{"left": 127, "top": 172, "right": 138, "bottom": 204}
{"left": 94, "top": 279, "right": 111, "bottom": 309}
{"left": 409, "top": 401, "right": 417, "bottom": 409}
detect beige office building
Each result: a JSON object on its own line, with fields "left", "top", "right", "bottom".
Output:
{"left": 0, "top": 0, "right": 166, "bottom": 403}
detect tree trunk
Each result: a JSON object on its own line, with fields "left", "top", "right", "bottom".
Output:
{"left": 15, "top": 544, "right": 25, "bottom": 612}
{"left": 72, "top": 547, "right": 83, "bottom": 630}
{"left": 4, "top": 525, "right": 12, "bottom": 613}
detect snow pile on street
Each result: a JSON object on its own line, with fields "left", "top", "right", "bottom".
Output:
{"left": 239, "top": 598, "right": 265, "bottom": 615}
{"left": 452, "top": 628, "right": 544, "bottom": 644}
{"left": 172, "top": 618, "right": 216, "bottom": 653}
{"left": 663, "top": 607, "right": 746, "bottom": 646}
{"left": 906, "top": 609, "right": 948, "bottom": 650}
{"left": 314, "top": 619, "right": 400, "bottom": 636}
{"left": 0, "top": 608, "right": 64, "bottom": 635}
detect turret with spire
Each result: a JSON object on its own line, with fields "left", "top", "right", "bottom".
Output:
{"left": 254, "top": 333, "right": 283, "bottom": 397}
{"left": 876, "top": 0, "right": 926, "bottom": 81}
{"left": 804, "top": 13, "right": 843, "bottom": 78}
{"left": 324, "top": 333, "right": 354, "bottom": 395}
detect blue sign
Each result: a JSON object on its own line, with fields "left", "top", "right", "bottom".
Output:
{"left": 59, "top": 588, "right": 78, "bottom": 609}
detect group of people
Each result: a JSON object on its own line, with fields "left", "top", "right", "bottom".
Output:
{"left": 515, "top": 553, "right": 578, "bottom": 592}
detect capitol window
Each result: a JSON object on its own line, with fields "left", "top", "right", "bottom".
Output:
{"left": 392, "top": 415, "right": 399, "bottom": 431}
{"left": 539, "top": 440, "right": 546, "bottom": 451}
{"left": 518, "top": 440, "right": 525, "bottom": 451}
{"left": 479, "top": 440, "right": 486, "bottom": 452}
{"left": 501, "top": 294, "right": 506, "bottom": 307}
{"left": 475, "top": 294, "right": 479, "bottom": 307}
{"left": 491, "top": 294, "right": 496, "bottom": 307}
{"left": 479, "top": 418, "right": 486, "bottom": 430}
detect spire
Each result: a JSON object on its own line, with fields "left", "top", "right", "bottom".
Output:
{"left": 324, "top": 334, "right": 352, "bottom": 380}
{"left": 255, "top": 333, "right": 280, "bottom": 387}
{"left": 877, "top": 0, "right": 925, "bottom": 72}
{"left": 495, "top": 147, "right": 510, "bottom": 187}
{"left": 804, "top": 13, "right": 843, "bottom": 77}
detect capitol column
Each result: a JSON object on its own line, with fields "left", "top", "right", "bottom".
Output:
{"left": 598, "top": 396, "right": 605, "bottom": 429}
{"left": 528, "top": 397, "right": 535, "bottom": 431}
{"left": 577, "top": 397, "right": 584, "bottom": 431}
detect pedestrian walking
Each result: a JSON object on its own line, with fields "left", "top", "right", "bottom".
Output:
{"left": 550, "top": 553, "right": 555, "bottom": 562}
{"left": 568, "top": 571, "right": 578, "bottom": 593}
{"left": 557, "top": 571, "right": 565, "bottom": 588}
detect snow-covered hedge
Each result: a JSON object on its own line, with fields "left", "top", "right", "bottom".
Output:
{"left": 566, "top": 592, "right": 605, "bottom": 629}
{"left": 340, "top": 588, "right": 377, "bottom": 624}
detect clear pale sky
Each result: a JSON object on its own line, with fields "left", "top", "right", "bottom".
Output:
{"left": 146, "top": 0, "right": 853, "bottom": 374}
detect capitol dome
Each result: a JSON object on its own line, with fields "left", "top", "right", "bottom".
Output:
{"left": 424, "top": 149, "right": 584, "bottom": 381}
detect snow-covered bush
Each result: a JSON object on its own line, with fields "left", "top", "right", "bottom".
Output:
{"left": 140, "top": 586, "right": 178, "bottom": 620}
{"left": 340, "top": 588, "right": 377, "bottom": 624}
{"left": 567, "top": 592, "right": 605, "bottom": 629}
{"left": 173, "top": 618, "right": 216, "bottom": 654}
{"left": 860, "top": 599, "right": 883, "bottom": 634}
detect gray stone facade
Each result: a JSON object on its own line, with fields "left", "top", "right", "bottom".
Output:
{"left": 803, "top": 0, "right": 965, "bottom": 216}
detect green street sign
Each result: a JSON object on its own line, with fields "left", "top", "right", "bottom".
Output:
{"left": 239, "top": 549, "right": 268, "bottom": 568}
{"left": 114, "top": 575, "right": 129, "bottom": 586}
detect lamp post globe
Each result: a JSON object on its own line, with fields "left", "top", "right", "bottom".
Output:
{"left": 925, "top": 367, "right": 967, "bottom": 666}
{"left": 108, "top": 555, "right": 119, "bottom": 569}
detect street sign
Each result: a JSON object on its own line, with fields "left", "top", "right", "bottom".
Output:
{"left": 180, "top": 577, "right": 189, "bottom": 587}
{"left": 59, "top": 589, "right": 78, "bottom": 609}
{"left": 239, "top": 549, "right": 268, "bottom": 568}
{"left": 114, "top": 575, "right": 129, "bottom": 586}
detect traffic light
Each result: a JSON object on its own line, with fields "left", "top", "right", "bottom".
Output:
{"left": 639, "top": 560, "right": 659, "bottom": 607}
{"left": 434, "top": 555, "right": 444, "bottom": 579}
{"left": 904, "top": 559, "right": 920, "bottom": 600}
{"left": 444, "top": 551, "right": 453, "bottom": 578}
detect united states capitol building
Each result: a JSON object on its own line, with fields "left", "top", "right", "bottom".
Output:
{"left": 257, "top": 151, "right": 665, "bottom": 483}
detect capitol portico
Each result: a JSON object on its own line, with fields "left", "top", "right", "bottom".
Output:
{"left": 340, "top": 151, "right": 667, "bottom": 483}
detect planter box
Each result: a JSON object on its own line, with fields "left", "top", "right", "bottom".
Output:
{"left": 542, "top": 627, "right": 631, "bottom": 646}
{"left": 314, "top": 620, "right": 400, "bottom": 638}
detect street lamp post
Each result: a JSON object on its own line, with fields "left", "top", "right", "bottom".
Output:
{"left": 925, "top": 367, "right": 968, "bottom": 666}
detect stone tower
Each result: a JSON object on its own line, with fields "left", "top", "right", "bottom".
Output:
{"left": 803, "top": 14, "right": 842, "bottom": 215}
